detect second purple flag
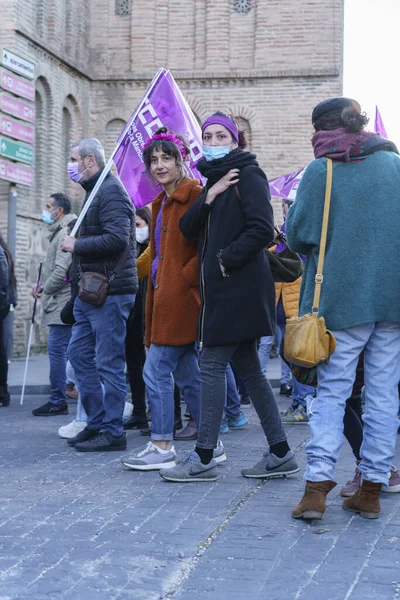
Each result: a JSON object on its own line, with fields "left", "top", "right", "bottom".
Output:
{"left": 114, "top": 69, "right": 204, "bottom": 208}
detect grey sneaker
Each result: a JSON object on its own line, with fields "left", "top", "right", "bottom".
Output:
{"left": 214, "top": 440, "right": 227, "bottom": 464}
{"left": 159, "top": 451, "right": 218, "bottom": 482}
{"left": 241, "top": 450, "right": 300, "bottom": 479}
{"left": 120, "top": 442, "right": 176, "bottom": 471}
{"left": 282, "top": 406, "right": 309, "bottom": 424}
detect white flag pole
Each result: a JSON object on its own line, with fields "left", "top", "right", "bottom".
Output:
{"left": 20, "top": 261, "right": 43, "bottom": 405}
{"left": 70, "top": 68, "right": 166, "bottom": 238}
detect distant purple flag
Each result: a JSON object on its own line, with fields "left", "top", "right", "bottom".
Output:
{"left": 374, "top": 105, "right": 388, "bottom": 139}
{"left": 269, "top": 167, "right": 306, "bottom": 201}
{"left": 114, "top": 69, "right": 204, "bottom": 208}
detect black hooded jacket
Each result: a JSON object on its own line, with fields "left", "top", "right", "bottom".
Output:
{"left": 180, "top": 149, "right": 276, "bottom": 347}
{"left": 74, "top": 169, "right": 138, "bottom": 296}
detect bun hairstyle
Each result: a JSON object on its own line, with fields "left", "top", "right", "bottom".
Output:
{"left": 143, "top": 127, "right": 190, "bottom": 178}
{"left": 340, "top": 106, "right": 369, "bottom": 133}
{"left": 210, "top": 111, "right": 248, "bottom": 149}
{"left": 312, "top": 98, "right": 369, "bottom": 133}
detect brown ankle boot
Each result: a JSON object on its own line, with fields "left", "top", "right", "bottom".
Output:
{"left": 343, "top": 479, "right": 381, "bottom": 519}
{"left": 292, "top": 480, "right": 337, "bottom": 520}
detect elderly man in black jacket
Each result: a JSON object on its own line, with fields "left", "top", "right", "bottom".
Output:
{"left": 61, "top": 138, "right": 137, "bottom": 452}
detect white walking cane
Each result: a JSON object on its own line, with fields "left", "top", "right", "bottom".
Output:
{"left": 20, "top": 261, "right": 43, "bottom": 405}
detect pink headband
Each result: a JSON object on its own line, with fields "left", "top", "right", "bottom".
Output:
{"left": 143, "top": 132, "right": 188, "bottom": 159}
{"left": 201, "top": 115, "right": 239, "bottom": 143}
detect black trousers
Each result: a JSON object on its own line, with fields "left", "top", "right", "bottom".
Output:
{"left": 125, "top": 306, "right": 147, "bottom": 419}
{"left": 0, "top": 318, "right": 8, "bottom": 388}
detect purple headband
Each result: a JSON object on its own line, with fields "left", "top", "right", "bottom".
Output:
{"left": 201, "top": 116, "right": 239, "bottom": 143}
{"left": 143, "top": 132, "right": 188, "bottom": 158}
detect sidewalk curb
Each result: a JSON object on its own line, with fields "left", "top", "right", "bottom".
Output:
{"left": 9, "top": 379, "right": 282, "bottom": 396}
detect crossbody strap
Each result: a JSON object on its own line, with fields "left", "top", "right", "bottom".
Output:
{"left": 109, "top": 216, "right": 133, "bottom": 282}
{"left": 312, "top": 157, "right": 333, "bottom": 313}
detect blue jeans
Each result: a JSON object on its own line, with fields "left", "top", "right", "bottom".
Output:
{"left": 221, "top": 364, "right": 241, "bottom": 425}
{"left": 143, "top": 343, "right": 200, "bottom": 441}
{"left": 48, "top": 325, "right": 72, "bottom": 406}
{"left": 68, "top": 294, "right": 134, "bottom": 436}
{"left": 306, "top": 322, "right": 400, "bottom": 485}
{"left": 259, "top": 328, "right": 292, "bottom": 385}
{"left": 291, "top": 377, "right": 314, "bottom": 408}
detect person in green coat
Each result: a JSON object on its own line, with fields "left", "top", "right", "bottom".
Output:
{"left": 286, "top": 97, "right": 400, "bottom": 522}
{"left": 32, "top": 193, "right": 77, "bottom": 417}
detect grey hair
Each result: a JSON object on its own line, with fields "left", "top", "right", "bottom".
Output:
{"left": 72, "top": 138, "right": 106, "bottom": 169}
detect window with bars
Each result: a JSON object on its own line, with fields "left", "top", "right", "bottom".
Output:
{"left": 233, "top": 0, "right": 252, "bottom": 14}
{"left": 116, "top": 0, "right": 130, "bottom": 16}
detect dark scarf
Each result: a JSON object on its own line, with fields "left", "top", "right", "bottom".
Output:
{"left": 312, "top": 127, "right": 398, "bottom": 162}
{"left": 197, "top": 148, "right": 259, "bottom": 186}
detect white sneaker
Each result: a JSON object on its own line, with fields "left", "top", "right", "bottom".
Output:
{"left": 214, "top": 440, "right": 227, "bottom": 464}
{"left": 58, "top": 420, "right": 87, "bottom": 439}
{"left": 123, "top": 401, "right": 133, "bottom": 422}
{"left": 121, "top": 442, "right": 177, "bottom": 471}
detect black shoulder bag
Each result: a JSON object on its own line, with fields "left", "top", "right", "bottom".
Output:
{"left": 234, "top": 186, "right": 303, "bottom": 282}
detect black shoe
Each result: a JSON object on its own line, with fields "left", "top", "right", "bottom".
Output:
{"left": 280, "top": 384, "right": 293, "bottom": 397}
{"left": 68, "top": 427, "right": 101, "bottom": 447}
{"left": 240, "top": 395, "right": 251, "bottom": 406}
{"left": 75, "top": 432, "right": 127, "bottom": 452}
{"left": 140, "top": 426, "right": 151, "bottom": 437}
{"left": 0, "top": 385, "right": 10, "bottom": 407}
{"left": 124, "top": 415, "right": 148, "bottom": 430}
{"left": 32, "top": 402, "right": 68, "bottom": 416}
{"left": 175, "top": 417, "right": 183, "bottom": 431}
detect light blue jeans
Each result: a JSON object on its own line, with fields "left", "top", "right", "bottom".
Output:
{"left": 143, "top": 343, "right": 200, "bottom": 441}
{"left": 259, "top": 328, "right": 292, "bottom": 385}
{"left": 292, "top": 377, "right": 315, "bottom": 408}
{"left": 306, "top": 322, "right": 400, "bottom": 485}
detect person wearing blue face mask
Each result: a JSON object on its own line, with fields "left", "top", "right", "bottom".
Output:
{"left": 32, "top": 193, "right": 78, "bottom": 417}
{"left": 159, "top": 112, "right": 299, "bottom": 483}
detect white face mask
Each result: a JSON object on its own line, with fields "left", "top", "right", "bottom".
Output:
{"left": 136, "top": 226, "right": 149, "bottom": 244}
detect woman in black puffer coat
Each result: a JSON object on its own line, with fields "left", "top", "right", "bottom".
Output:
{"left": 161, "top": 113, "right": 298, "bottom": 482}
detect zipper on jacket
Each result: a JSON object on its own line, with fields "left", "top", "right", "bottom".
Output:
{"left": 199, "top": 214, "right": 210, "bottom": 351}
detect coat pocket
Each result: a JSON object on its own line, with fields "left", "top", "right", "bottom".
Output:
{"left": 42, "top": 294, "right": 58, "bottom": 314}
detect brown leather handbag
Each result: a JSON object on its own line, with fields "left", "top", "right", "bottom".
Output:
{"left": 78, "top": 242, "right": 130, "bottom": 307}
{"left": 284, "top": 158, "right": 336, "bottom": 368}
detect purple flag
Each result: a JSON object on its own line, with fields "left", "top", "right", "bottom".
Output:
{"left": 269, "top": 167, "right": 306, "bottom": 201}
{"left": 114, "top": 69, "right": 204, "bottom": 208}
{"left": 374, "top": 106, "right": 388, "bottom": 139}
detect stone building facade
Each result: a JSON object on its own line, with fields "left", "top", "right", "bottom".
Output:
{"left": 0, "top": 0, "right": 343, "bottom": 355}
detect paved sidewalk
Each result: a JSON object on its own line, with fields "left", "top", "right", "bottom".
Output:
{"left": 7, "top": 353, "right": 283, "bottom": 395}
{"left": 1, "top": 393, "right": 399, "bottom": 599}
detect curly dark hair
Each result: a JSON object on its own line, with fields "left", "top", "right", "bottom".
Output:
{"left": 143, "top": 127, "right": 190, "bottom": 179}
{"left": 205, "top": 111, "right": 248, "bottom": 149}
{"left": 313, "top": 106, "right": 369, "bottom": 133}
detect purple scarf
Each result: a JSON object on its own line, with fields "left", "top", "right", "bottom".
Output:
{"left": 151, "top": 195, "right": 167, "bottom": 286}
{"left": 312, "top": 128, "right": 397, "bottom": 162}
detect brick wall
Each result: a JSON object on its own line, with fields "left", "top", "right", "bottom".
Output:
{"left": 0, "top": 0, "right": 344, "bottom": 354}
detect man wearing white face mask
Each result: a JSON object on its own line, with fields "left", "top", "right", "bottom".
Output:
{"left": 32, "top": 193, "right": 78, "bottom": 416}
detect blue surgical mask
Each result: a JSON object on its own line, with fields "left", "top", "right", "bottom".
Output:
{"left": 41, "top": 209, "right": 55, "bottom": 225}
{"left": 202, "top": 146, "right": 231, "bottom": 162}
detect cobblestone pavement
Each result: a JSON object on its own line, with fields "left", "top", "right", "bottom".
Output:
{"left": 1, "top": 394, "right": 399, "bottom": 600}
